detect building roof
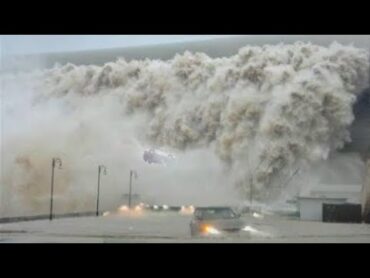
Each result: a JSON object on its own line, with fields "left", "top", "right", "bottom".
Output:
{"left": 297, "top": 196, "right": 347, "bottom": 201}
{"left": 298, "top": 184, "right": 363, "bottom": 203}
{"left": 311, "top": 184, "right": 363, "bottom": 194}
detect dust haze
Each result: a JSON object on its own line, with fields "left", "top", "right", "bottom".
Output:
{"left": 1, "top": 41, "right": 369, "bottom": 217}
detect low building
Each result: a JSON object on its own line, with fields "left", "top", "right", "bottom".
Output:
{"left": 309, "top": 184, "right": 363, "bottom": 203}
{"left": 298, "top": 184, "right": 363, "bottom": 221}
{"left": 298, "top": 196, "right": 347, "bottom": 221}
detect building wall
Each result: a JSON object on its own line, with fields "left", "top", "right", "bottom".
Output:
{"left": 362, "top": 161, "right": 370, "bottom": 218}
{"left": 298, "top": 198, "right": 346, "bottom": 221}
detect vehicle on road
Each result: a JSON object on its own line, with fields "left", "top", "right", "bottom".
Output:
{"left": 189, "top": 207, "right": 244, "bottom": 237}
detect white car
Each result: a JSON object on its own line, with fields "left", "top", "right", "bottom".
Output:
{"left": 190, "top": 207, "right": 244, "bottom": 237}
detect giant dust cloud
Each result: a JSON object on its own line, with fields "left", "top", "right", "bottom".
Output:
{"left": 1, "top": 42, "right": 369, "bottom": 217}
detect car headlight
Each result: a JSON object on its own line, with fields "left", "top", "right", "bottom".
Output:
{"left": 119, "top": 205, "right": 129, "bottom": 212}
{"left": 202, "top": 225, "right": 221, "bottom": 235}
{"left": 134, "top": 205, "right": 142, "bottom": 211}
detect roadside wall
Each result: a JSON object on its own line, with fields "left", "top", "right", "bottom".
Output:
{"left": 362, "top": 160, "right": 370, "bottom": 221}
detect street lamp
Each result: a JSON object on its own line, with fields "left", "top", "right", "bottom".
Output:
{"left": 250, "top": 176, "right": 253, "bottom": 208}
{"left": 128, "top": 170, "right": 138, "bottom": 209}
{"left": 50, "top": 157, "right": 62, "bottom": 221}
{"left": 96, "top": 165, "right": 107, "bottom": 216}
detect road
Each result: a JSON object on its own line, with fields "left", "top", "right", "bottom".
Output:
{"left": 1, "top": 211, "right": 370, "bottom": 243}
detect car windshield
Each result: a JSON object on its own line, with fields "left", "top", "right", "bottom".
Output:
{"left": 197, "top": 208, "right": 237, "bottom": 220}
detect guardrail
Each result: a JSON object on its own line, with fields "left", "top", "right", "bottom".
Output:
{"left": 0, "top": 211, "right": 96, "bottom": 224}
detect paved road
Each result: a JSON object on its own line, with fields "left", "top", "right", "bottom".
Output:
{"left": 1, "top": 211, "right": 370, "bottom": 243}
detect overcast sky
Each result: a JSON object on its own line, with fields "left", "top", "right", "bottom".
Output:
{"left": 1, "top": 35, "right": 240, "bottom": 55}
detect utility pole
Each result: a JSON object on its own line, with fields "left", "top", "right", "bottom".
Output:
{"left": 250, "top": 176, "right": 253, "bottom": 210}
{"left": 50, "top": 158, "right": 62, "bottom": 221}
{"left": 128, "top": 170, "right": 137, "bottom": 209}
{"left": 279, "top": 168, "right": 300, "bottom": 189}
{"left": 96, "top": 165, "right": 107, "bottom": 216}
{"left": 249, "top": 159, "right": 276, "bottom": 212}
{"left": 249, "top": 159, "right": 264, "bottom": 212}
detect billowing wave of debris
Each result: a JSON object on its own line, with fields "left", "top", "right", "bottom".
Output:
{"left": 1, "top": 41, "right": 369, "bottom": 214}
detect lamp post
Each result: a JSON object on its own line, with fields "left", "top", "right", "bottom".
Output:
{"left": 96, "top": 165, "right": 107, "bottom": 216}
{"left": 250, "top": 176, "right": 253, "bottom": 208}
{"left": 50, "top": 157, "right": 62, "bottom": 221}
{"left": 128, "top": 170, "right": 138, "bottom": 209}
